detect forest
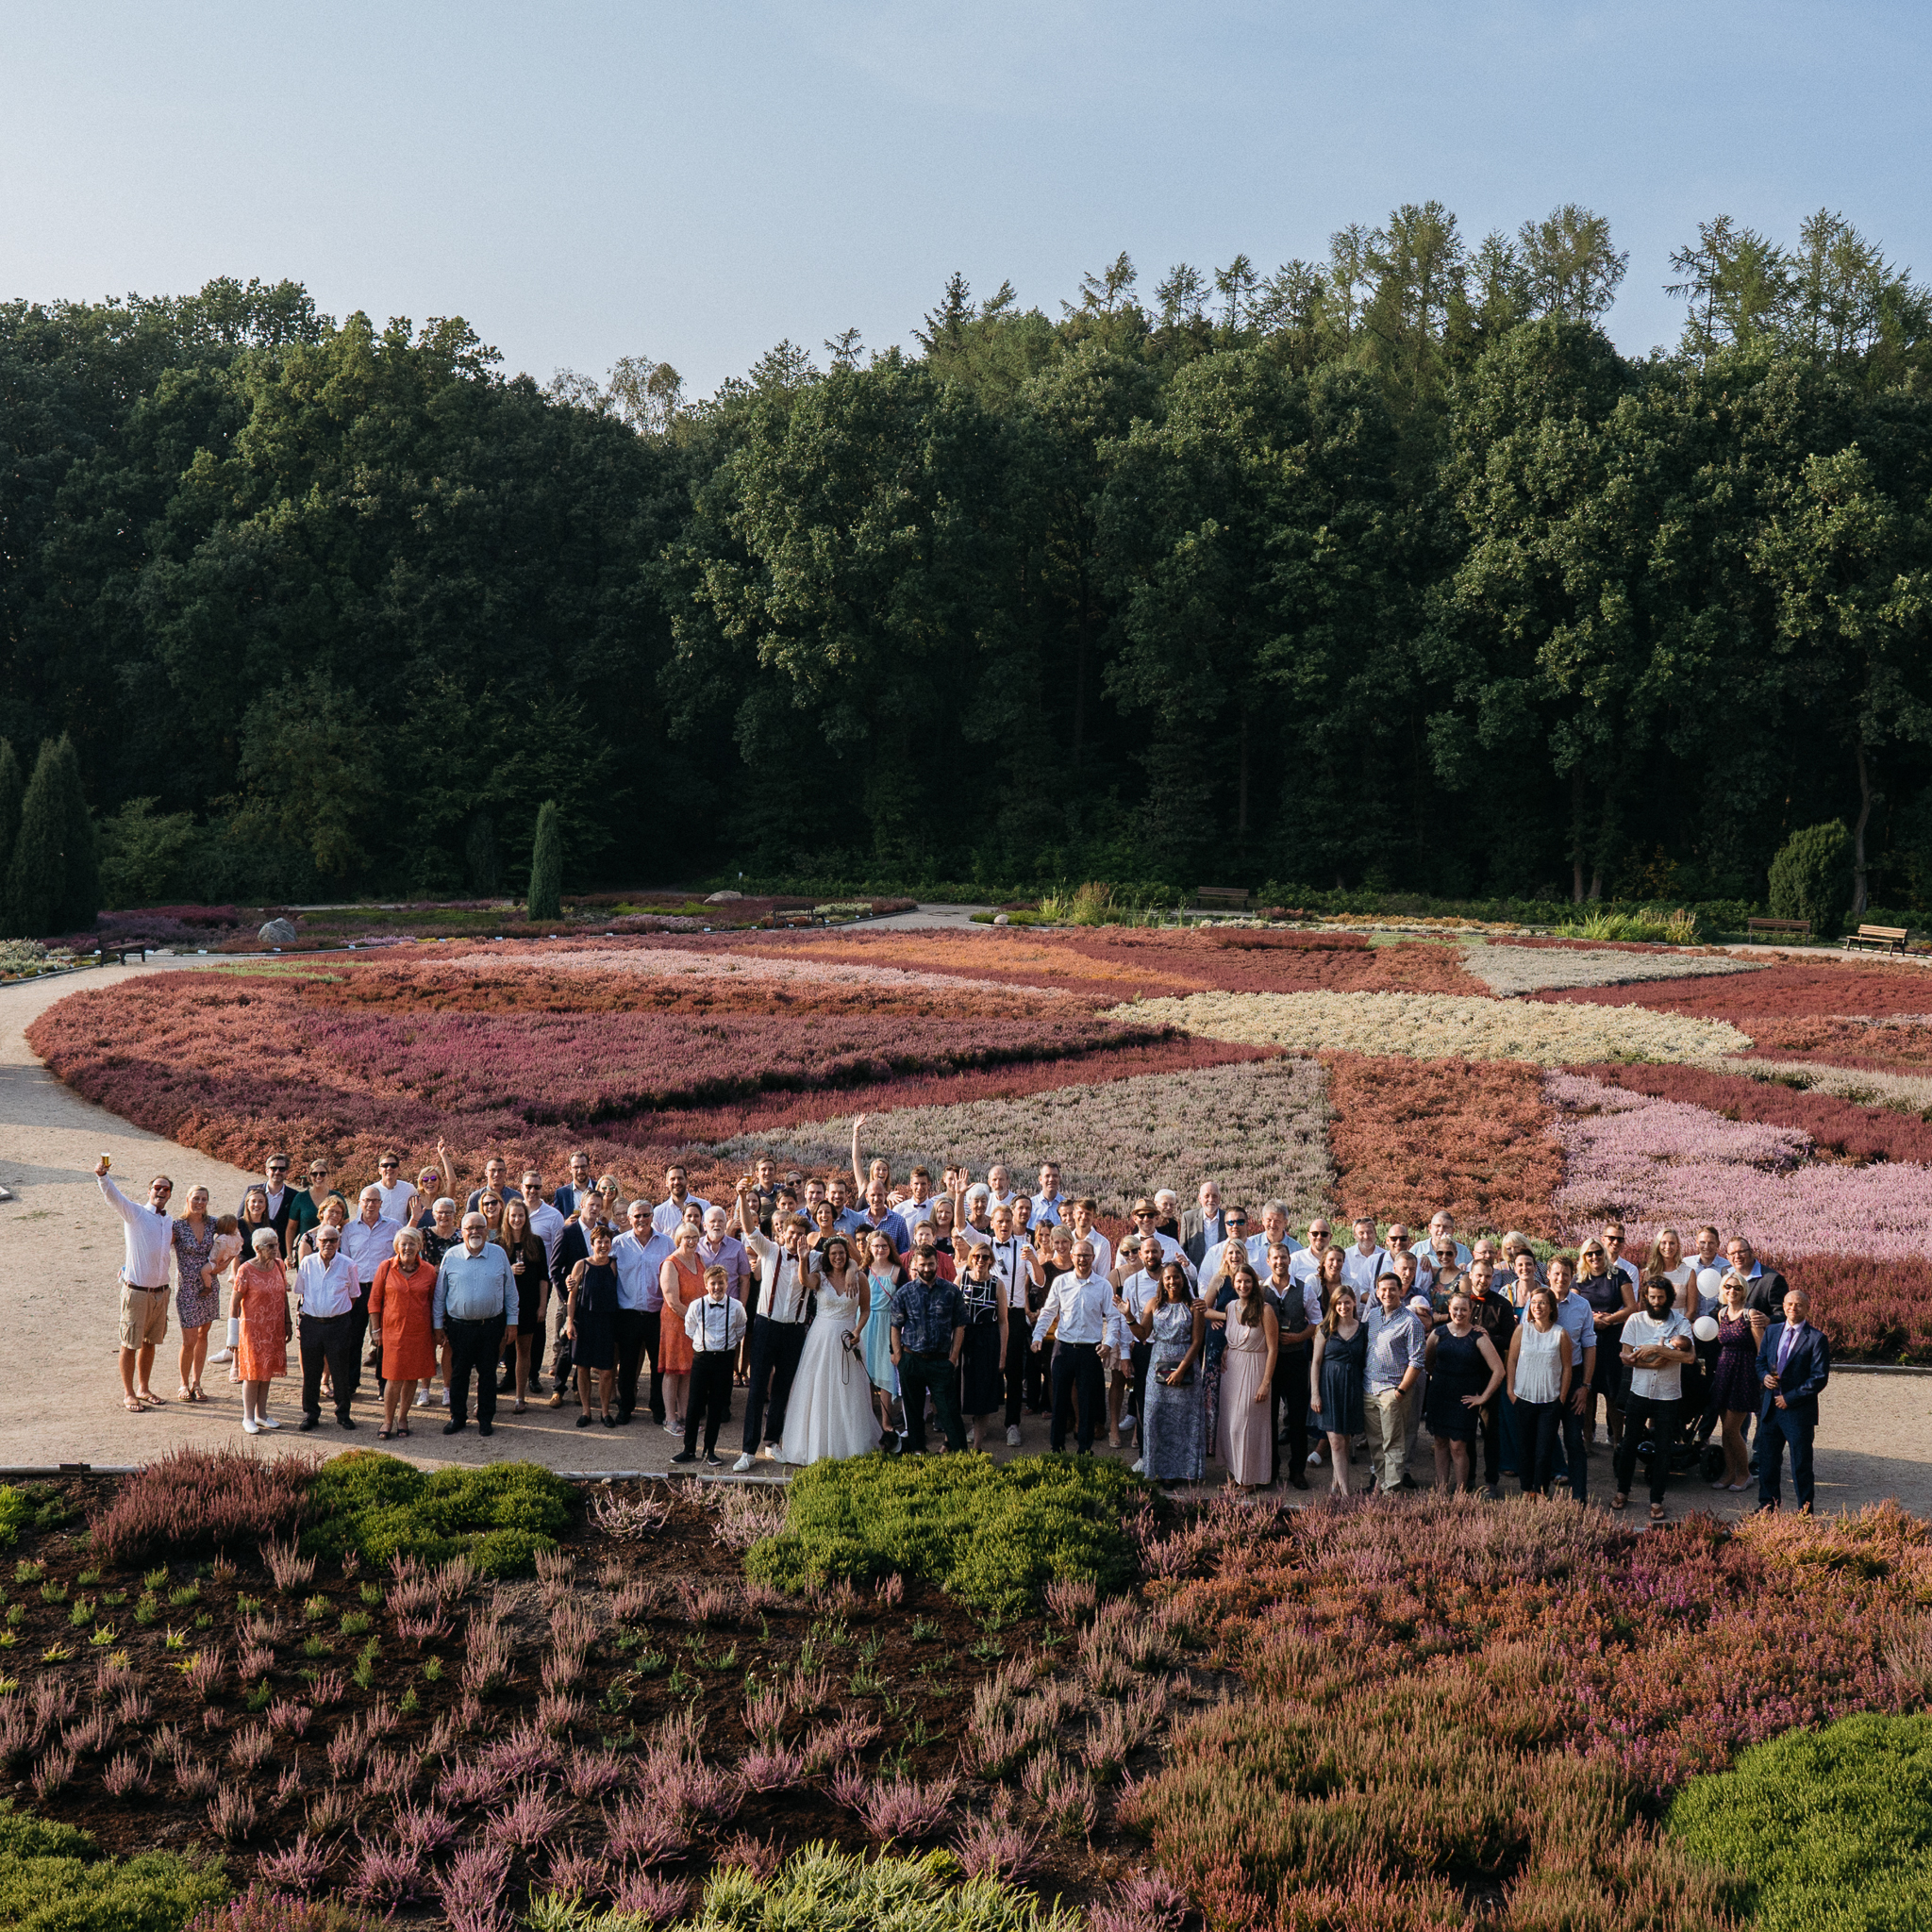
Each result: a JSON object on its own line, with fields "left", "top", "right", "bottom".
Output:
{"left": 3, "top": 200, "right": 1931, "bottom": 918}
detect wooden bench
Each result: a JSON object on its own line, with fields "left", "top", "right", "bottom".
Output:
{"left": 1843, "top": 923, "right": 1911, "bottom": 956}
{"left": 100, "top": 945, "right": 148, "bottom": 965}
{"left": 1747, "top": 917, "right": 1811, "bottom": 941}
{"left": 772, "top": 909, "right": 817, "bottom": 928}
{"left": 1193, "top": 886, "right": 1252, "bottom": 914}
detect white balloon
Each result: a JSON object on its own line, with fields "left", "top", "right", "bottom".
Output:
{"left": 1692, "top": 1315, "right": 1721, "bottom": 1342}
{"left": 1409, "top": 1294, "right": 1433, "bottom": 1316}
{"left": 1697, "top": 1266, "right": 1724, "bottom": 1297}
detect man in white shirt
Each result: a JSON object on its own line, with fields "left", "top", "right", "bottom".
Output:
{"left": 1109, "top": 1232, "right": 1167, "bottom": 1449}
{"left": 95, "top": 1159, "right": 175, "bottom": 1411}
{"left": 652, "top": 1164, "right": 711, "bottom": 1238}
{"left": 1424, "top": 1210, "right": 1473, "bottom": 1277}
{"left": 1290, "top": 1217, "right": 1334, "bottom": 1288}
{"left": 520, "top": 1172, "right": 567, "bottom": 1269}
{"left": 1030, "top": 1240, "right": 1112, "bottom": 1454}
{"left": 986, "top": 1164, "right": 1017, "bottom": 1208}
{"left": 1614, "top": 1276, "right": 1694, "bottom": 1515}
{"left": 294, "top": 1224, "right": 360, "bottom": 1431}
{"left": 341, "top": 1187, "right": 399, "bottom": 1396}
{"left": 1063, "top": 1198, "right": 1112, "bottom": 1275}
{"left": 898, "top": 1165, "right": 939, "bottom": 1227}
{"left": 1341, "top": 1219, "right": 1392, "bottom": 1299}
{"left": 1124, "top": 1199, "right": 1193, "bottom": 1278}
{"left": 987, "top": 1203, "right": 1041, "bottom": 1444}
{"left": 733, "top": 1193, "right": 821, "bottom": 1468}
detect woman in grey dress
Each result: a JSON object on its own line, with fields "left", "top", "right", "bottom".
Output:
{"left": 1131, "top": 1261, "right": 1206, "bottom": 1485}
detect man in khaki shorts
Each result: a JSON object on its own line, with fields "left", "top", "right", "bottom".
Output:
{"left": 95, "top": 1158, "right": 174, "bottom": 1411}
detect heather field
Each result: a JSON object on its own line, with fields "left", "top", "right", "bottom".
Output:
{"left": 4, "top": 1458, "right": 1928, "bottom": 1932}
{"left": 27, "top": 927, "right": 1932, "bottom": 1359}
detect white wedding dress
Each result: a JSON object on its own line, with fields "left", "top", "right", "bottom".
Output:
{"left": 777, "top": 1282, "right": 879, "bottom": 1466}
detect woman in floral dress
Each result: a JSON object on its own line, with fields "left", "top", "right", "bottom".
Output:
{"left": 169, "top": 1185, "right": 223, "bottom": 1404}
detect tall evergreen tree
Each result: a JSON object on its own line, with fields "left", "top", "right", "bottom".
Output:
{"left": 0, "top": 739, "right": 21, "bottom": 932}
{"left": 50, "top": 734, "right": 101, "bottom": 930}
{"left": 5, "top": 736, "right": 99, "bottom": 938}
{"left": 526, "top": 800, "right": 563, "bottom": 921}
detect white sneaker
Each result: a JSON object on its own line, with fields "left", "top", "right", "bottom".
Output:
{"left": 209, "top": 1348, "right": 234, "bottom": 1365}
{"left": 258, "top": 1415, "right": 281, "bottom": 1430}
{"left": 413, "top": 1389, "right": 431, "bottom": 1407}
{"left": 1005, "top": 1425, "right": 1021, "bottom": 1446}
{"left": 756, "top": 1443, "right": 775, "bottom": 1459}
{"left": 440, "top": 1390, "right": 451, "bottom": 1407}
{"left": 731, "top": 1454, "right": 754, "bottom": 1473}
{"left": 242, "top": 1418, "right": 261, "bottom": 1435}
{"left": 1307, "top": 1449, "right": 1323, "bottom": 1465}
{"left": 1131, "top": 1457, "right": 1144, "bottom": 1474}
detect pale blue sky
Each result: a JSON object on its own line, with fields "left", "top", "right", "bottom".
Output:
{"left": 3, "top": 1, "right": 1925, "bottom": 393}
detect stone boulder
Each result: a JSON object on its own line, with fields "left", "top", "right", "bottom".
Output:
{"left": 705, "top": 890, "right": 743, "bottom": 904}
{"left": 258, "top": 917, "right": 298, "bottom": 945}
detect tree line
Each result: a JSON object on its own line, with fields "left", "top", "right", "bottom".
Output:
{"left": 3, "top": 201, "right": 1931, "bottom": 928}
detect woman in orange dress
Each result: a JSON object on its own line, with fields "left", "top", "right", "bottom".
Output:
{"left": 657, "top": 1223, "right": 704, "bottom": 1437}
{"left": 370, "top": 1227, "right": 438, "bottom": 1439}
{"left": 234, "top": 1227, "right": 291, "bottom": 1436}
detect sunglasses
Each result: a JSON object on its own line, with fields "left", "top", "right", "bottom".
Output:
{"left": 268, "top": 1164, "right": 289, "bottom": 1174}
{"left": 378, "top": 1161, "right": 398, "bottom": 1171}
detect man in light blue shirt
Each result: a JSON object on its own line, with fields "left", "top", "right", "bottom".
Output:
{"left": 1362, "top": 1273, "right": 1425, "bottom": 1493}
{"left": 612, "top": 1203, "right": 674, "bottom": 1427}
{"left": 1545, "top": 1255, "right": 1598, "bottom": 1503}
{"left": 434, "top": 1213, "right": 517, "bottom": 1438}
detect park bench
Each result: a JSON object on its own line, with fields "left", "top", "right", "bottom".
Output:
{"left": 1843, "top": 923, "right": 1911, "bottom": 956}
{"left": 772, "top": 909, "right": 817, "bottom": 928}
{"left": 1746, "top": 917, "right": 1811, "bottom": 941}
{"left": 1193, "top": 886, "right": 1253, "bottom": 915}
{"left": 100, "top": 945, "right": 148, "bottom": 965}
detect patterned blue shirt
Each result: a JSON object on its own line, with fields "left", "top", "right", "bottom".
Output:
{"left": 892, "top": 1274, "right": 964, "bottom": 1356}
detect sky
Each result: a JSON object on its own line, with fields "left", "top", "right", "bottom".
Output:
{"left": 3, "top": 0, "right": 1928, "bottom": 395}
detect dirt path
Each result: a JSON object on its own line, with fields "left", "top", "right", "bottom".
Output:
{"left": 2, "top": 956, "right": 1926, "bottom": 1513}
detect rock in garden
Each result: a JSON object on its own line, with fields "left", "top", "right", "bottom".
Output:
{"left": 705, "top": 890, "right": 743, "bottom": 903}
{"left": 258, "top": 917, "right": 298, "bottom": 944}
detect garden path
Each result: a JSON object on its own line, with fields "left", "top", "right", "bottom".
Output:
{"left": 1, "top": 957, "right": 1927, "bottom": 1517}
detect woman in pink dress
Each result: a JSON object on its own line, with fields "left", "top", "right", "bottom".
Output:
{"left": 233, "top": 1228, "right": 291, "bottom": 1436}
{"left": 1213, "top": 1264, "right": 1280, "bottom": 1489}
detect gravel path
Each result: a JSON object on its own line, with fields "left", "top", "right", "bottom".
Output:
{"left": 2, "top": 955, "right": 1926, "bottom": 1515}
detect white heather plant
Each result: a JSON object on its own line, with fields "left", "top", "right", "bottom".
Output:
{"left": 708, "top": 1056, "right": 1333, "bottom": 1219}
{"left": 1722, "top": 1057, "right": 1932, "bottom": 1119}
{"left": 1459, "top": 945, "right": 1768, "bottom": 998}
{"left": 1118, "top": 990, "right": 1753, "bottom": 1068}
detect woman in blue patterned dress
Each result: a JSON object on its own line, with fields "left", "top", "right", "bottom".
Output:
{"left": 1133, "top": 1261, "right": 1206, "bottom": 1485}
{"left": 170, "top": 1185, "right": 223, "bottom": 1404}
{"left": 860, "top": 1230, "right": 903, "bottom": 1448}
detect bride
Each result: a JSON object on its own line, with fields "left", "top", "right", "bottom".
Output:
{"left": 778, "top": 1234, "right": 878, "bottom": 1465}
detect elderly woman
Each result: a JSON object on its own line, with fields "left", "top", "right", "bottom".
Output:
{"left": 234, "top": 1227, "right": 291, "bottom": 1434}
{"left": 658, "top": 1221, "right": 705, "bottom": 1435}
{"left": 370, "top": 1226, "right": 438, "bottom": 1438}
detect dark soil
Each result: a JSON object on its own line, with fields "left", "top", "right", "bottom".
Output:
{"left": 1, "top": 1475, "right": 1200, "bottom": 1919}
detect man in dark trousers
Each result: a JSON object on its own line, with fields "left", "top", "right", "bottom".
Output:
{"left": 732, "top": 1191, "right": 818, "bottom": 1470}
{"left": 1756, "top": 1286, "right": 1830, "bottom": 1514}
{"left": 891, "top": 1248, "right": 966, "bottom": 1454}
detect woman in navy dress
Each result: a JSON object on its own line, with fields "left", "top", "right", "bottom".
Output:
{"left": 1309, "top": 1285, "right": 1368, "bottom": 1495}
{"left": 564, "top": 1224, "right": 622, "bottom": 1427}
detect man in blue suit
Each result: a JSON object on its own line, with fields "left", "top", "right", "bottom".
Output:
{"left": 1757, "top": 1287, "right": 1830, "bottom": 1514}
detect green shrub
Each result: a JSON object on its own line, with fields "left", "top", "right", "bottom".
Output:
{"left": 304, "top": 1454, "right": 573, "bottom": 1576}
{"left": 529, "top": 1842, "right": 1082, "bottom": 1932}
{"left": 745, "top": 1454, "right": 1141, "bottom": 1615}
{"left": 1666, "top": 1711, "right": 1932, "bottom": 1930}
{"left": 1768, "top": 820, "right": 1854, "bottom": 939}
{"left": 0, "top": 1483, "right": 78, "bottom": 1548}
{"left": 526, "top": 800, "right": 563, "bottom": 924}
{"left": 0, "top": 1800, "right": 228, "bottom": 1932}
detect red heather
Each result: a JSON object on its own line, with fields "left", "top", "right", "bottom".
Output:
{"left": 1324, "top": 1052, "right": 1562, "bottom": 1238}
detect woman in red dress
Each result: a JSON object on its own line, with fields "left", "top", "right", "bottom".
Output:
{"left": 370, "top": 1227, "right": 439, "bottom": 1438}
{"left": 233, "top": 1227, "right": 291, "bottom": 1436}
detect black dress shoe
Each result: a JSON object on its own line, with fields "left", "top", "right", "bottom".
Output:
{"left": 477, "top": 1421, "right": 493, "bottom": 1438}
{"left": 1289, "top": 1474, "right": 1309, "bottom": 1490}
{"left": 442, "top": 1419, "right": 466, "bottom": 1435}
{"left": 297, "top": 1417, "right": 319, "bottom": 1432}
{"left": 337, "top": 1414, "right": 356, "bottom": 1429}
{"left": 575, "top": 1414, "right": 595, "bottom": 1428}
{"left": 670, "top": 1450, "right": 696, "bottom": 1464}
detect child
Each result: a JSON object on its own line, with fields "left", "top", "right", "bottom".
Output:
{"left": 674, "top": 1264, "right": 747, "bottom": 1466}
{"left": 232, "top": 1227, "right": 290, "bottom": 1434}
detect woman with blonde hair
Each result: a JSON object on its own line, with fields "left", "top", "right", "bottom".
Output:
{"left": 493, "top": 1195, "right": 549, "bottom": 1412}
{"left": 1702, "top": 1271, "right": 1768, "bottom": 1492}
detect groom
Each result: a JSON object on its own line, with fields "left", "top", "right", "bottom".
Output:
{"left": 1756, "top": 1286, "right": 1830, "bottom": 1515}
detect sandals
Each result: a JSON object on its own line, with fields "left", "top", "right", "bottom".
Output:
{"left": 377, "top": 1427, "right": 394, "bottom": 1441}
{"left": 1611, "top": 1494, "right": 1628, "bottom": 1510}
{"left": 176, "top": 1386, "right": 193, "bottom": 1402}
{"left": 512, "top": 1401, "right": 527, "bottom": 1415}
{"left": 1649, "top": 1504, "right": 1667, "bottom": 1523}
{"left": 122, "top": 1396, "right": 145, "bottom": 1413}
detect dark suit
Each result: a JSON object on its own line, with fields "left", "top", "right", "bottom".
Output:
{"left": 1740, "top": 1268, "right": 1790, "bottom": 1321}
{"left": 1756, "top": 1320, "right": 1829, "bottom": 1509}
{"left": 1179, "top": 1208, "right": 1226, "bottom": 1269}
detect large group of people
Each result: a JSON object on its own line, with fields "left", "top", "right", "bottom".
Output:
{"left": 92, "top": 1120, "right": 1832, "bottom": 1514}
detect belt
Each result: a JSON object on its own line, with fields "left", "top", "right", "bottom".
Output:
{"left": 126, "top": 1282, "right": 167, "bottom": 1293}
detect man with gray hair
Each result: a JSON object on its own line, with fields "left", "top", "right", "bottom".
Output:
{"left": 433, "top": 1211, "right": 517, "bottom": 1436}
{"left": 341, "top": 1186, "right": 399, "bottom": 1399}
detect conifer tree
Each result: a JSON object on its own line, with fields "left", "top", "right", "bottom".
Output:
{"left": 5, "top": 736, "right": 98, "bottom": 938}
{"left": 526, "top": 800, "right": 563, "bottom": 923}
{"left": 0, "top": 740, "right": 21, "bottom": 935}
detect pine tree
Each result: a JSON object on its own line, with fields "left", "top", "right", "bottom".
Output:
{"left": 0, "top": 740, "right": 21, "bottom": 935}
{"left": 48, "top": 737, "right": 100, "bottom": 931}
{"left": 526, "top": 800, "right": 562, "bottom": 923}
{"left": 5, "top": 736, "right": 98, "bottom": 939}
